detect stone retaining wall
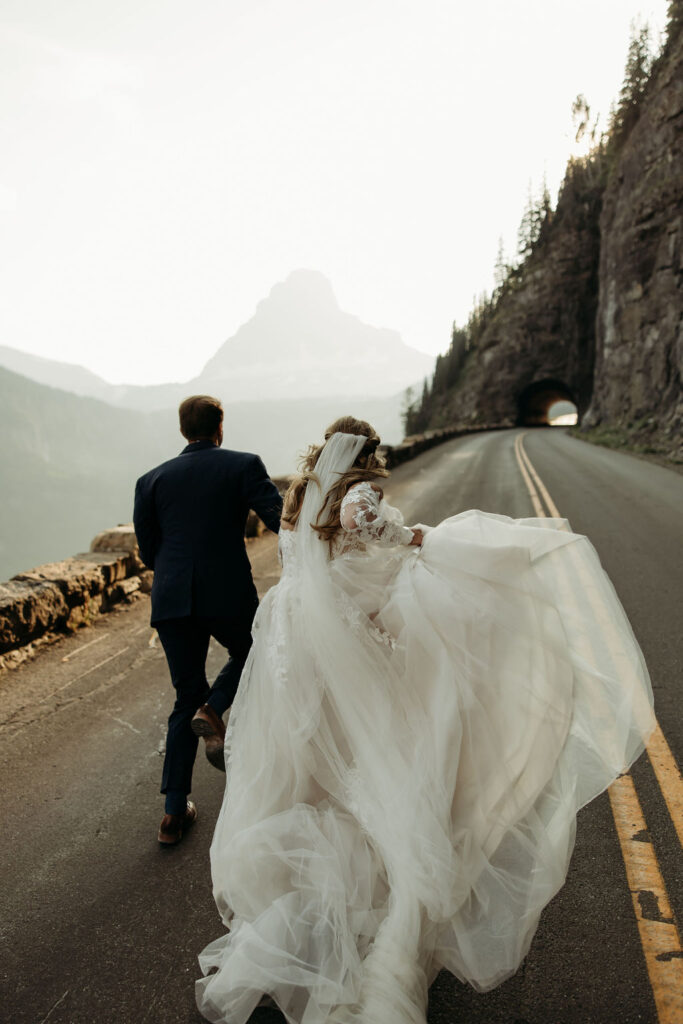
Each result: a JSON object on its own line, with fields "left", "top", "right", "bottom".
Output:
{"left": 380, "top": 424, "right": 498, "bottom": 467}
{"left": 0, "top": 526, "right": 150, "bottom": 672}
{"left": 0, "top": 426, "right": 501, "bottom": 670}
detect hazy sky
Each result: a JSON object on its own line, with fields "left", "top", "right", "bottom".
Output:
{"left": 0, "top": 0, "right": 669, "bottom": 386}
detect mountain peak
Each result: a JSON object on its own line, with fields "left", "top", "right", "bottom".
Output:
{"left": 264, "top": 268, "right": 339, "bottom": 312}
{"left": 200, "top": 268, "right": 434, "bottom": 400}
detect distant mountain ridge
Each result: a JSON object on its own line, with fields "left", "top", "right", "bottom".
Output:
{"left": 0, "top": 270, "right": 434, "bottom": 410}
{"left": 0, "top": 344, "right": 113, "bottom": 400}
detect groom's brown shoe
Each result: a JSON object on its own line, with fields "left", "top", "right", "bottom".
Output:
{"left": 191, "top": 704, "right": 226, "bottom": 772}
{"left": 158, "top": 800, "right": 197, "bottom": 846}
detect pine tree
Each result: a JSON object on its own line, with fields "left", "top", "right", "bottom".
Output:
{"left": 517, "top": 183, "right": 536, "bottom": 258}
{"left": 493, "top": 237, "right": 508, "bottom": 291}
{"left": 516, "top": 180, "right": 550, "bottom": 259}
{"left": 571, "top": 94, "right": 591, "bottom": 145}
{"left": 446, "top": 328, "right": 468, "bottom": 388}
{"left": 401, "top": 386, "right": 416, "bottom": 435}
{"left": 620, "top": 23, "right": 653, "bottom": 107}
{"left": 608, "top": 22, "right": 654, "bottom": 148}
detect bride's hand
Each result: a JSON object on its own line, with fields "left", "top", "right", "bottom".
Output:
{"left": 410, "top": 524, "right": 434, "bottom": 546}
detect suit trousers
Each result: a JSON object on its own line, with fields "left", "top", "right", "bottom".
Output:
{"left": 156, "top": 606, "right": 257, "bottom": 812}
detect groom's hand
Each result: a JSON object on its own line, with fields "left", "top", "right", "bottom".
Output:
{"left": 410, "top": 528, "right": 424, "bottom": 547}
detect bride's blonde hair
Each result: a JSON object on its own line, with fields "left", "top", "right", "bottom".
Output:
{"left": 283, "top": 416, "right": 389, "bottom": 543}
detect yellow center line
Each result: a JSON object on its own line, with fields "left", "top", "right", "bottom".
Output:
{"left": 647, "top": 722, "right": 683, "bottom": 850}
{"left": 515, "top": 433, "right": 563, "bottom": 520}
{"left": 513, "top": 429, "right": 683, "bottom": 1024}
{"left": 609, "top": 775, "right": 683, "bottom": 1022}
{"left": 513, "top": 433, "right": 546, "bottom": 517}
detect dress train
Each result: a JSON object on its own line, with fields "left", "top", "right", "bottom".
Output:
{"left": 196, "top": 507, "right": 654, "bottom": 1024}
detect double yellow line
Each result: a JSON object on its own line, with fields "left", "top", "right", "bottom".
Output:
{"left": 514, "top": 431, "right": 682, "bottom": 1023}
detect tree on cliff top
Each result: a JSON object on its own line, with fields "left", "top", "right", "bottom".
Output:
{"left": 608, "top": 22, "right": 655, "bottom": 152}
{"left": 516, "top": 178, "right": 552, "bottom": 260}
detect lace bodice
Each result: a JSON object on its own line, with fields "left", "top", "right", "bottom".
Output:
{"left": 278, "top": 481, "right": 414, "bottom": 565}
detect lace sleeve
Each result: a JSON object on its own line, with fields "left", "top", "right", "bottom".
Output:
{"left": 278, "top": 528, "right": 296, "bottom": 567}
{"left": 340, "top": 481, "right": 414, "bottom": 547}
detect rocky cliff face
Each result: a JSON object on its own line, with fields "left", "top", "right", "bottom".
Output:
{"left": 427, "top": 161, "right": 603, "bottom": 429}
{"left": 421, "top": 20, "right": 682, "bottom": 459}
{"left": 585, "top": 27, "right": 683, "bottom": 449}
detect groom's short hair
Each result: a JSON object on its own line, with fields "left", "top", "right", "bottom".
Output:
{"left": 179, "top": 395, "right": 223, "bottom": 440}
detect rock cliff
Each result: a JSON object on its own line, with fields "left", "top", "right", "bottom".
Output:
{"left": 585, "top": 24, "right": 683, "bottom": 448}
{"left": 414, "top": 15, "right": 682, "bottom": 460}
{"left": 424, "top": 159, "right": 603, "bottom": 430}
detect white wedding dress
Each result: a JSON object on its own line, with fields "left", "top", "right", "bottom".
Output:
{"left": 196, "top": 433, "right": 654, "bottom": 1024}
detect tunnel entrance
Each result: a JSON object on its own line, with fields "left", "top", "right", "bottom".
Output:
{"left": 517, "top": 379, "right": 578, "bottom": 426}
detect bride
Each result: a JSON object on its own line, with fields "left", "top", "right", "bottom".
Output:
{"left": 196, "top": 416, "right": 654, "bottom": 1024}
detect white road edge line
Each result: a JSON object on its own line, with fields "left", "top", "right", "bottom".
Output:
{"left": 41, "top": 647, "right": 131, "bottom": 703}
{"left": 60, "top": 633, "right": 109, "bottom": 662}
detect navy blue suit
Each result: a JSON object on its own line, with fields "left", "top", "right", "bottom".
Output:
{"left": 134, "top": 440, "right": 282, "bottom": 813}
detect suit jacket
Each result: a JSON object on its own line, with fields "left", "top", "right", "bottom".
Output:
{"left": 133, "top": 440, "right": 282, "bottom": 625}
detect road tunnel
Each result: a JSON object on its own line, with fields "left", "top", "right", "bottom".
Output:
{"left": 517, "top": 378, "right": 578, "bottom": 426}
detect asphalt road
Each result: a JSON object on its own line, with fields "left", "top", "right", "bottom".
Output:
{"left": 1, "top": 427, "right": 680, "bottom": 1024}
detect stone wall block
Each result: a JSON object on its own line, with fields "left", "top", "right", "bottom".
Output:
{"left": 91, "top": 525, "right": 138, "bottom": 555}
{"left": 65, "top": 593, "right": 103, "bottom": 632}
{"left": 0, "top": 579, "right": 69, "bottom": 652}
{"left": 139, "top": 570, "right": 154, "bottom": 594}
{"left": 102, "top": 576, "right": 140, "bottom": 610}
{"left": 0, "top": 543, "right": 142, "bottom": 657}
{"left": 91, "top": 524, "right": 145, "bottom": 574}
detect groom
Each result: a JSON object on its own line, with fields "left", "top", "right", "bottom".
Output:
{"left": 134, "top": 395, "right": 282, "bottom": 846}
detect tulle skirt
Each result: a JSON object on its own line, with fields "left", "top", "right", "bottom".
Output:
{"left": 196, "top": 511, "right": 654, "bottom": 1024}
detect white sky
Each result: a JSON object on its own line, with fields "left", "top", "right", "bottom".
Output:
{"left": 0, "top": 0, "right": 669, "bottom": 386}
